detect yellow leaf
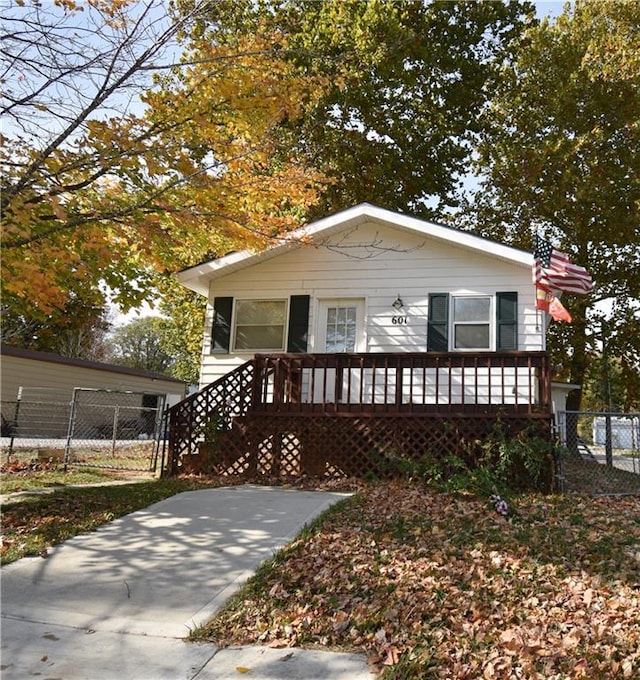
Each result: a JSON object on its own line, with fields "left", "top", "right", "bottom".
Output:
{"left": 235, "top": 667, "right": 252, "bottom": 674}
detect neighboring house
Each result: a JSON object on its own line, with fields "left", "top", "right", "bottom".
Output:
{"left": 1, "top": 344, "right": 186, "bottom": 439}
{"left": 169, "top": 203, "right": 556, "bottom": 478}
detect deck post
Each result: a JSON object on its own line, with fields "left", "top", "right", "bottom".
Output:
{"left": 252, "top": 355, "right": 265, "bottom": 410}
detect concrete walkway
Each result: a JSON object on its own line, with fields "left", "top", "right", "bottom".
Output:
{"left": 1, "top": 485, "right": 371, "bottom": 679}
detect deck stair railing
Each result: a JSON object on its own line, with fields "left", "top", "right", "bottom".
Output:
{"left": 167, "top": 360, "right": 256, "bottom": 474}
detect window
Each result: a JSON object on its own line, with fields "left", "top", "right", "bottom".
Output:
{"left": 452, "top": 296, "right": 491, "bottom": 350}
{"left": 427, "top": 293, "right": 517, "bottom": 352}
{"left": 233, "top": 300, "right": 286, "bottom": 351}
{"left": 325, "top": 305, "right": 358, "bottom": 352}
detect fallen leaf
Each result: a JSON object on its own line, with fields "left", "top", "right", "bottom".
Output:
{"left": 331, "top": 611, "right": 350, "bottom": 633}
{"left": 483, "top": 660, "right": 496, "bottom": 679}
{"left": 266, "top": 639, "right": 288, "bottom": 648}
{"left": 561, "top": 628, "right": 581, "bottom": 649}
{"left": 383, "top": 646, "right": 401, "bottom": 665}
{"left": 583, "top": 588, "right": 593, "bottom": 607}
{"left": 374, "top": 628, "right": 387, "bottom": 644}
{"left": 235, "top": 667, "right": 251, "bottom": 674}
{"left": 499, "top": 628, "right": 520, "bottom": 651}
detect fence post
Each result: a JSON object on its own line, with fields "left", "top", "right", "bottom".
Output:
{"left": 63, "top": 388, "right": 79, "bottom": 472}
{"left": 553, "top": 444, "right": 566, "bottom": 492}
{"left": 7, "top": 389, "right": 22, "bottom": 458}
{"left": 605, "top": 414, "right": 613, "bottom": 468}
{"left": 556, "top": 410, "right": 566, "bottom": 445}
{"left": 111, "top": 405, "right": 120, "bottom": 457}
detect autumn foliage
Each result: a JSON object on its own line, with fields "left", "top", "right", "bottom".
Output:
{"left": 1, "top": 1, "right": 324, "bottom": 316}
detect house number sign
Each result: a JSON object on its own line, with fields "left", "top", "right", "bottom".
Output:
{"left": 392, "top": 316, "right": 409, "bottom": 324}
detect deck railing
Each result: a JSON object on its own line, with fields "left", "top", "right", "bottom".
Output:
{"left": 166, "top": 351, "right": 551, "bottom": 475}
{"left": 252, "top": 351, "right": 551, "bottom": 416}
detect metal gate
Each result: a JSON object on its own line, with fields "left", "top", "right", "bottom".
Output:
{"left": 556, "top": 411, "right": 640, "bottom": 494}
{"left": 64, "top": 388, "right": 166, "bottom": 472}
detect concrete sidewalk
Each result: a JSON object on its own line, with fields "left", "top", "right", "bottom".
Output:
{"left": 1, "top": 485, "right": 371, "bottom": 679}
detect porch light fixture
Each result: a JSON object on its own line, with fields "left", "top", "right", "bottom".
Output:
{"left": 392, "top": 295, "right": 404, "bottom": 311}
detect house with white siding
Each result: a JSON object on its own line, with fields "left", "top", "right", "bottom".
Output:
{"left": 168, "top": 203, "right": 554, "bottom": 479}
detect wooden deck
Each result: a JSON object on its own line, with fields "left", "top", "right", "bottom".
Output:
{"left": 167, "top": 351, "right": 552, "bottom": 478}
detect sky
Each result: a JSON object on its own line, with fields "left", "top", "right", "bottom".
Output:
{"left": 534, "top": 1, "right": 567, "bottom": 19}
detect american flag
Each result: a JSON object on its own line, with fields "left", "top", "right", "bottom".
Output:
{"left": 533, "top": 236, "right": 593, "bottom": 295}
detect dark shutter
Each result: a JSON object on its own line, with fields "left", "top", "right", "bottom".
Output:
{"left": 287, "top": 295, "right": 310, "bottom": 353}
{"left": 496, "top": 292, "right": 518, "bottom": 350}
{"left": 427, "top": 293, "right": 449, "bottom": 351}
{"left": 211, "top": 296, "right": 233, "bottom": 353}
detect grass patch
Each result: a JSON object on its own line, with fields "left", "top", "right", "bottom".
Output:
{"left": 1, "top": 477, "right": 219, "bottom": 564}
{"left": 0, "top": 463, "right": 137, "bottom": 494}
{"left": 192, "top": 481, "right": 640, "bottom": 678}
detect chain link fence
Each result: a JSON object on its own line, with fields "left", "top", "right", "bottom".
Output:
{"left": 1, "top": 387, "right": 167, "bottom": 472}
{"left": 556, "top": 411, "right": 640, "bottom": 495}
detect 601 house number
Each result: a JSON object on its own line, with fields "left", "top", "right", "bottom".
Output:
{"left": 392, "top": 316, "right": 408, "bottom": 325}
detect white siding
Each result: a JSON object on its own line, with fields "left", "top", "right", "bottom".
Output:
{"left": 199, "top": 221, "right": 542, "bottom": 387}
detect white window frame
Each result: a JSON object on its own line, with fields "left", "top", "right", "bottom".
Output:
{"left": 232, "top": 298, "right": 288, "bottom": 352}
{"left": 451, "top": 295, "right": 493, "bottom": 351}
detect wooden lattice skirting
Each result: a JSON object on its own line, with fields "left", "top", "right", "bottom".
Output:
{"left": 189, "top": 414, "right": 553, "bottom": 483}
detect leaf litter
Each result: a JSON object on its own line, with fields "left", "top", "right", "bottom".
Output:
{"left": 200, "top": 481, "right": 640, "bottom": 679}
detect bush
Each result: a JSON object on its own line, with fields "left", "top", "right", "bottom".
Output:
{"left": 372, "top": 421, "right": 556, "bottom": 496}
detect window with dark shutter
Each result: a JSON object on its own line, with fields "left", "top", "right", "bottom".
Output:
{"left": 287, "top": 295, "right": 310, "bottom": 353}
{"left": 427, "top": 293, "right": 449, "bottom": 351}
{"left": 233, "top": 300, "right": 286, "bottom": 350}
{"left": 211, "top": 296, "right": 233, "bottom": 353}
{"left": 496, "top": 292, "right": 518, "bottom": 350}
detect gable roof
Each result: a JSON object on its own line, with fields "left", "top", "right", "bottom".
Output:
{"left": 176, "top": 203, "right": 533, "bottom": 296}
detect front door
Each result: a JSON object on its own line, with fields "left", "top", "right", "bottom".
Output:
{"left": 314, "top": 299, "right": 365, "bottom": 403}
